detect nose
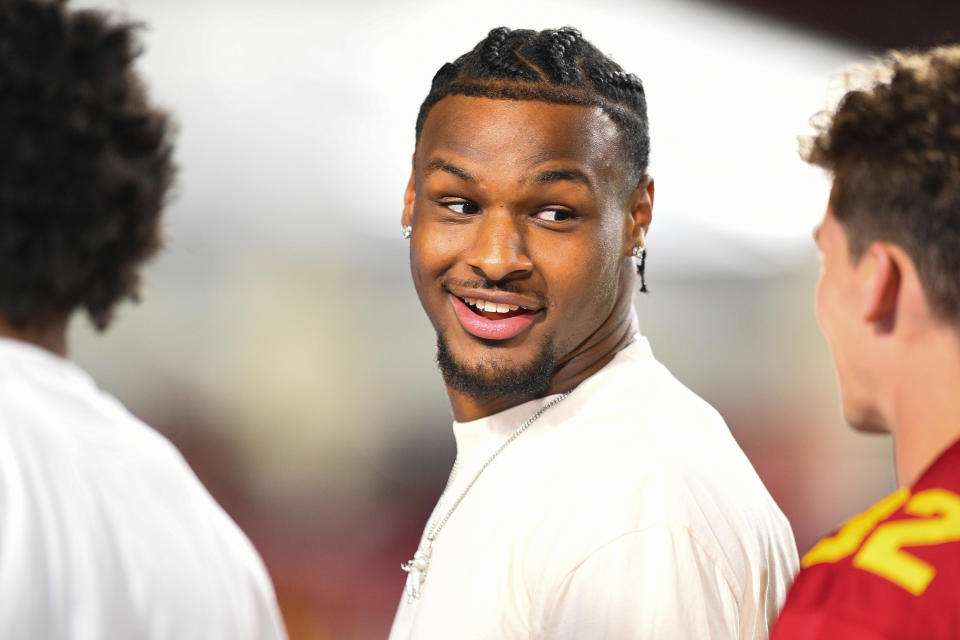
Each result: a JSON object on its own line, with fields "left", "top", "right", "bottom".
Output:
{"left": 465, "top": 209, "right": 533, "bottom": 283}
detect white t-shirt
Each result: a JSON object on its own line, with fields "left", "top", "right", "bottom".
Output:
{"left": 0, "top": 337, "right": 287, "bottom": 640}
{"left": 390, "top": 337, "right": 798, "bottom": 639}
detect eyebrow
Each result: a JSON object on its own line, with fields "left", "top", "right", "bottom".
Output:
{"left": 423, "top": 159, "right": 594, "bottom": 190}
{"left": 812, "top": 224, "right": 822, "bottom": 244}
{"left": 533, "top": 168, "right": 594, "bottom": 190}
{"left": 425, "top": 158, "right": 475, "bottom": 182}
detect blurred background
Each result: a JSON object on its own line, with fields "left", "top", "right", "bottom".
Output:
{"left": 65, "top": 0, "right": 959, "bottom": 637}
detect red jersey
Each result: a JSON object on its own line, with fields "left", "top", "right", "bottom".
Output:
{"left": 772, "top": 438, "right": 960, "bottom": 639}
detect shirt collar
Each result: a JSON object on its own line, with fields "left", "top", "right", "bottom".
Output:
{"left": 450, "top": 336, "right": 654, "bottom": 465}
{"left": 913, "top": 435, "right": 960, "bottom": 490}
{"left": 0, "top": 336, "right": 95, "bottom": 389}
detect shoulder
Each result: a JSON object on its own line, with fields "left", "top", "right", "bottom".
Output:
{"left": 568, "top": 340, "right": 746, "bottom": 472}
{"left": 0, "top": 356, "right": 190, "bottom": 487}
{"left": 0, "top": 354, "right": 252, "bottom": 560}
{"left": 555, "top": 342, "right": 792, "bottom": 542}
{"left": 0, "top": 354, "right": 227, "bottom": 537}
{"left": 533, "top": 524, "right": 743, "bottom": 639}
{"left": 0, "top": 357, "right": 285, "bottom": 638}
{"left": 528, "top": 342, "right": 798, "bottom": 604}
{"left": 775, "top": 484, "right": 960, "bottom": 639}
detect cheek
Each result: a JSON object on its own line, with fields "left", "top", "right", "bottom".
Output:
{"left": 814, "top": 272, "right": 828, "bottom": 333}
{"left": 590, "top": 248, "right": 623, "bottom": 308}
{"left": 814, "top": 271, "right": 860, "bottom": 384}
{"left": 409, "top": 242, "right": 425, "bottom": 291}
{"left": 588, "top": 218, "right": 628, "bottom": 302}
{"left": 410, "top": 224, "right": 459, "bottom": 280}
{"left": 814, "top": 264, "right": 845, "bottom": 343}
{"left": 408, "top": 233, "right": 446, "bottom": 311}
{"left": 545, "top": 238, "right": 621, "bottom": 319}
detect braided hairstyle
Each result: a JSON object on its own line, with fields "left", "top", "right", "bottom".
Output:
{"left": 0, "top": 0, "right": 175, "bottom": 331}
{"left": 415, "top": 27, "right": 650, "bottom": 186}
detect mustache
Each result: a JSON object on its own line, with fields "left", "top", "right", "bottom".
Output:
{"left": 442, "top": 277, "right": 551, "bottom": 308}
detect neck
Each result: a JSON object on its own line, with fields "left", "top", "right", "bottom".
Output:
{"left": 0, "top": 314, "right": 69, "bottom": 357}
{"left": 889, "top": 328, "right": 960, "bottom": 486}
{"left": 447, "top": 261, "right": 639, "bottom": 422}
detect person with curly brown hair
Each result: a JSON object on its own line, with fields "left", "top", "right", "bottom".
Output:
{"left": 0, "top": 1, "right": 287, "bottom": 638}
{"left": 772, "top": 45, "right": 960, "bottom": 639}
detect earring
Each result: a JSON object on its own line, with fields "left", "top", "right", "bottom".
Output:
{"left": 632, "top": 244, "right": 648, "bottom": 293}
{"left": 401, "top": 225, "right": 412, "bottom": 239}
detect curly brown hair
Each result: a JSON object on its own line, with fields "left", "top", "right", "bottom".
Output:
{"left": 803, "top": 45, "right": 960, "bottom": 325}
{"left": 0, "top": 0, "right": 175, "bottom": 331}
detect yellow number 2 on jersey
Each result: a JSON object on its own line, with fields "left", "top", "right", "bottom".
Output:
{"left": 802, "top": 487, "right": 960, "bottom": 596}
{"left": 802, "top": 488, "right": 910, "bottom": 567}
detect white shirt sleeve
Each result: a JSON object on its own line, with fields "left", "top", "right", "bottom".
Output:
{"left": 538, "top": 525, "right": 741, "bottom": 639}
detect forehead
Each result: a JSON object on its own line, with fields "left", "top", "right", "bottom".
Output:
{"left": 818, "top": 205, "right": 849, "bottom": 253}
{"left": 416, "top": 95, "right": 625, "bottom": 187}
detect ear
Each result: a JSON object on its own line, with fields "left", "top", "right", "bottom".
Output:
{"left": 625, "top": 175, "right": 654, "bottom": 253}
{"left": 401, "top": 155, "right": 416, "bottom": 228}
{"left": 862, "top": 243, "right": 901, "bottom": 326}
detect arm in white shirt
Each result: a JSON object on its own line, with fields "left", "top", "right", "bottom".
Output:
{"left": 539, "top": 525, "right": 741, "bottom": 639}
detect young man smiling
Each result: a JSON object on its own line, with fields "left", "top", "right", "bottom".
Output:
{"left": 772, "top": 45, "right": 960, "bottom": 638}
{"left": 391, "top": 27, "right": 798, "bottom": 639}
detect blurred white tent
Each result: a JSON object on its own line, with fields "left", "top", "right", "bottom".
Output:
{"left": 77, "top": 0, "right": 857, "bottom": 268}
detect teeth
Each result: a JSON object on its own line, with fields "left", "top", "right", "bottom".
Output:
{"left": 462, "top": 297, "right": 523, "bottom": 313}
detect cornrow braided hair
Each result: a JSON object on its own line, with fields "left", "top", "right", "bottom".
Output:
{"left": 415, "top": 26, "right": 650, "bottom": 184}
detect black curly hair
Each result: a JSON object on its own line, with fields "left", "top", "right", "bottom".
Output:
{"left": 0, "top": 0, "right": 175, "bottom": 331}
{"left": 803, "top": 45, "right": 960, "bottom": 326}
{"left": 415, "top": 26, "right": 650, "bottom": 185}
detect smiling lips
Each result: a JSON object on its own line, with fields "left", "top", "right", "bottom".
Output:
{"left": 450, "top": 293, "right": 541, "bottom": 340}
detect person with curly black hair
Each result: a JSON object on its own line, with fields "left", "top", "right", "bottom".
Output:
{"left": 391, "top": 26, "right": 798, "bottom": 639}
{"left": 773, "top": 45, "right": 960, "bottom": 639}
{"left": 0, "top": 1, "right": 286, "bottom": 637}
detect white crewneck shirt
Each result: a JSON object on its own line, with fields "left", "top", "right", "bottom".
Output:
{"left": 0, "top": 338, "right": 287, "bottom": 639}
{"left": 390, "top": 337, "right": 798, "bottom": 639}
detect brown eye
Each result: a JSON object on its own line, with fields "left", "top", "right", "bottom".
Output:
{"left": 446, "top": 202, "right": 480, "bottom": 215}
{"left": 534, "top": 208, "right": 574, "bottom": 222}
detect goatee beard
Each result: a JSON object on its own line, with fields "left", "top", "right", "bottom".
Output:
{"left": 436, "top": 331, "right": 556, "bottom": 401}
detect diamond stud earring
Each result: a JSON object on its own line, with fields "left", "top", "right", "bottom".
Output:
{"left": 401, "top": 225, "right": 412, "bottom": 239}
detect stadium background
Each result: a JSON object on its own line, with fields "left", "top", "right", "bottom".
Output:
{"left": 65, "top": 0, "right": 960, "bottom": 637}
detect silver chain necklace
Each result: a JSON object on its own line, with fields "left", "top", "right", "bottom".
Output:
{"left": 400, "top": 391, "right": 572, "bottom": 603}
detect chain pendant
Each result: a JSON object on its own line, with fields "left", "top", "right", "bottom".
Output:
{"left": 401, "top": 537, "right": 433, "bottom": 602}
{"left": 397, "top": 392, "right": 571, "bottom": 604}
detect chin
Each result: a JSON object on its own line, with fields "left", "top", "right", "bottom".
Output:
{"left": 842, "top": 402, "right": 890, "bottom": 434}
{"left": 436, "top": 330, "right": 556, "bottom": 400}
